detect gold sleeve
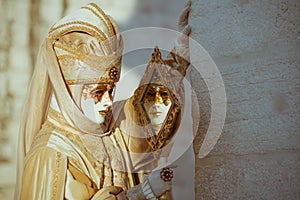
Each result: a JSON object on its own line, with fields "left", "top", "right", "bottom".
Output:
{"left": 20, "top": 146, "right": 102, "bottom": 200}
{"left": 20, "top": 147, "right": 67, "bottom": 200}
{"left": 65, "top": 161, "right": 98, "bottom": 199}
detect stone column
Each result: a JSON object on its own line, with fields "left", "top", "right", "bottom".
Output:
{"left": 190, "top": 0, "right": 300, "bottom": 199}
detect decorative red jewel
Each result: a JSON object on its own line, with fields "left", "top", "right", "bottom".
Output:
{"left": 109, "top": 66, "right": 119, "bottom": 80}
{"left": 160, "top": 167, "right": 173, "bottom": 182}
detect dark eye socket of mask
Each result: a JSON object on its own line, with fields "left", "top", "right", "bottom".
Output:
{"left": 92, "top": 89, "right": 105, "bottom": 96}
{"left": 146, "top": 90, "right": 155, "bottom": 97}
{"left": 84, "top": 83, "right": 115, "bottom": 98}
{"left": 160, "top": 91, "right": 169, "bottom": 97}
{"left": 144, "top": 88, "right": 171, "bottom": 104}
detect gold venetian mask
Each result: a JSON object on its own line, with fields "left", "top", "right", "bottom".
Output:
{"left": 132, "top": 47, "right": 182, "bottom": 151}
{"left": 81, "top": 83, "right": 115, "bottom": 124}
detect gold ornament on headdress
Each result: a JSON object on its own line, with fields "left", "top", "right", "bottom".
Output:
{"left": 48, "top": 3, "right": 123, "bottom": 85}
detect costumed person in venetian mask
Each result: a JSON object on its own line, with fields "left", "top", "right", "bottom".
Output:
{"left": 98, "top": 1, "right": 193, "bottom": 196}
{"left": 15, "top": 2, "right": 192, "bottom": 200}
{"left": 110, "top": 45, "right": 192, "bottom": 200}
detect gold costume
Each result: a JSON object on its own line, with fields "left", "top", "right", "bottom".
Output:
{"left": 15, "top": 3, "right": 142, "bottom": 199}
{"left": 15, "top": 3, "right": 191, "bottom": 200}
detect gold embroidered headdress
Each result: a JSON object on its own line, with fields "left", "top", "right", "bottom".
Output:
{"left": 48, "top": 3, "right": 123, "bottom": 85}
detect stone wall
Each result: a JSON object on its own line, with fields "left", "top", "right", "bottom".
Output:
{"left": 190, "top": 0, "right": 300, "bottom": 199}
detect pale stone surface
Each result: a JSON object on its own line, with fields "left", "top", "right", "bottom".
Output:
{"left": 196, "top": 151, "right": 300, "bottom": 200}
{"left": 211, "top": 58, "right": 300, "bottom": 155}
{"left": 191, "top": 0, "right": 300, "bottom": 199}
{"left": 190, "top": 0, "right": 300, "bottom": 58}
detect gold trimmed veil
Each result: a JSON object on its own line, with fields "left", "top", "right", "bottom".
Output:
{"left": 15, "top": 3, "right": 122, "bottom": 199}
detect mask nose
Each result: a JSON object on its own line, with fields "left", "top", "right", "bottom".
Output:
{"left": 155, "top": 91, "right": 163, "bottom": 104}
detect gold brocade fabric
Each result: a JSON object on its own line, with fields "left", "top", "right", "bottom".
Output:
{"left": 20, "top": 107, "right": 171, "bottom": 200}
{"left": 20, "top": 108, "right": 129, "bottom": 199}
